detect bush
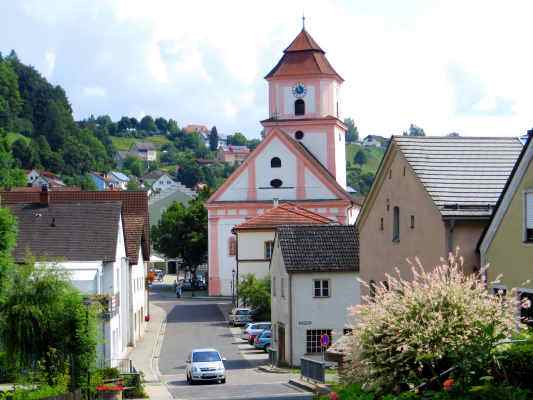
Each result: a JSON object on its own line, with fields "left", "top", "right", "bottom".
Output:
{"left": 237, "top": 274, "right": 271, "bottom": 320}
{"left": 344, "top": 251, "right": 520, "bottom": 393}
{"left": 491, "top": 332, "right": 533, "bottom": 390}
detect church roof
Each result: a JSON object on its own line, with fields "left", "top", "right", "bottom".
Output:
{"left": 234, "top": 203, "right": 336, "bottom": 231}
{"left": 265, "top": 29, "right": 343, "bottom": 82}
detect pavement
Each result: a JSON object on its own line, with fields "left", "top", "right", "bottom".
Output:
{"left": 129, "top": 282, "right": 313, "bottom": 400}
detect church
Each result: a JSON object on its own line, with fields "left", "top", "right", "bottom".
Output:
{"left": 206, "top": 26, "right": 361, "bottom": 296}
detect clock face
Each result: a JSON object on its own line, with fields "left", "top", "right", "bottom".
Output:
{"left": 292, "top": 82, "right": 307, "bottom": 98}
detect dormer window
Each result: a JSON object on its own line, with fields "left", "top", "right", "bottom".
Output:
{"left": 271, "top": 157, "right": 281, "bottom": 168}
{"left": 295, "top": 99, "right": 305, "bottom": 116}
{"left": 270, "top": 179, "right": 282, "bottom": 188}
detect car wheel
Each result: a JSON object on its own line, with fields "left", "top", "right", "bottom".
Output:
{"left": 221, "top": 378, "right": 226, "bottom": 384}
{"left": 264, "top": 344, "right": 270, "bottom": 353}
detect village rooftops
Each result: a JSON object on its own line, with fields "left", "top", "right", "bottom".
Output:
{"left": 393, "top": 136, "right": 524, "bottom": 218}
{"left": 7, "top": 202, "right": 122, "bottom": 263}
{"left": 276, "top": 225, "right": 359, "bottom": 273}
{"left": 132, "top": 142, "right": 156, "bottom": 151}
{"left": 234, "top": 203, "right": 336, "bottom": 231}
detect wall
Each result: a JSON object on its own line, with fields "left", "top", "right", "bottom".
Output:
{"left": 131, "top": 246, "right": 147, "bottom": 343}
{"left": 290, "top": 271, "right": 359, "bottom": 366}
{"left": 448, "top": 220, "right": 485, "bottom": 273}
{"left": 237, "top": 230, "right": 275, "bottom": 280}
{"left": 484, "top": 158, "right": 533, "bottom": 288}
{"left": 359, "top": 149, "right": 447, "bottom": 289}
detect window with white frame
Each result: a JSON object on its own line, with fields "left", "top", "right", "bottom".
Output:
{"left": 525, "top": 191, "right": 533, "bottom": 242}
{"left": 272, "top": 276, "right": 276, "bottom": 297}
{"left": 264, "top": 241, "right": 274, "bottom": 259}
{"left": 281, "top": 277, "right": 285, "bottom": 298}
{"left": 313, "top": 279, "right": 330, "bottom": 297}
{"left": 306, "top": 329, "right": 332, "bottom": 353}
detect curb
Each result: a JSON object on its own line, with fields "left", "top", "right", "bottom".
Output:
{"left": 288, "top": 379, "right": 331, "bottom": 395}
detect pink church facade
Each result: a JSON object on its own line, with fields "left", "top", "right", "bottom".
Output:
{"left": 206, "top": 28, "right": 360, "bottom": 296}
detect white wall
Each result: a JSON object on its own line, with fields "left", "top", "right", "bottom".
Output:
{"left": 218, "top": 170, "right": 248, "bottom": 201}
{"left": 153, "top": 174, "right": 178, "bottom": 192}
{"left": 237, "top": 230, "right": 275, "bottom": 280}
{"left": 131, "top": 246, "right": 147, "bottom": 344}
{"left": 296, "top": 131, "right": 328, "bottom": 168}
{"left": 217, "top": 217, "right": 245, "bottom": 296}
{"left": 334, "top": 125, "right": 347, "bottom": 189}
{"left": 304, "top": 170, "right": 336, "bottom": 200}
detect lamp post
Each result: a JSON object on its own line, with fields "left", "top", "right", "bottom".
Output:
{"left": 232, "top": 269, "right": 236, "bottom": 306}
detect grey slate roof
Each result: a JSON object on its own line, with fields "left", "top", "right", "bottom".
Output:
{"left": 8, "top": 202, "right": 122, "bottom": 263}
{"left": 394, "top": 136, "right": 523, "bottom": 217}
{"left": 277, "top": 225, "right": 359, "bottom": 273}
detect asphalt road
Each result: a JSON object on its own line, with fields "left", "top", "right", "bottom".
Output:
{"left": 156, "top": 296, "right": 311, "bottom": 400}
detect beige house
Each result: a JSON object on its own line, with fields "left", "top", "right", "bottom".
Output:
{"left": 270, "top": 225, "right": 359, "bottom": 367}
{"left": 232, "top": 202, "right": 336, "bottom": 283}
{"left": 217, "top": 144, "right": 250, "bottom": 164}
{"left": 479, "top": 132, "right": 533, "bottom": 324}
{"left": 357, "top": 136, "right": 523, "bottom": 291}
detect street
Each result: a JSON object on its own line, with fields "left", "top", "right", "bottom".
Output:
{"left": 150, "top": 286, "right": 311, "bottom": 400}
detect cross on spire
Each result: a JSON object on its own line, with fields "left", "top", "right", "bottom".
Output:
{"left": 302, "top": 13, "right": 306, "bottom": 30}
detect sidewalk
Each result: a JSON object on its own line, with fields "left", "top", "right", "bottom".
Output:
{"left": 129, "top": 300, "right": 172, "bottom": 400}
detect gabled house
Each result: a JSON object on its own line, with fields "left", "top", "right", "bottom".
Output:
{"left": 479, "top": 132, "right": 533, "bottom": 324}
{"left": 141, "top": 170, "right": 178, "bottom": 192}
{"left": 362, "top": 135, "right": 385, "bottom": 147}
{"left": 232, "top": 202, "right": 336, "bottom": 282}
{"left": 357, "top": 136, "right": 523, "bottom": 292}
{"left": 270, "top": 225, "right": 360, "bottom": 367}
{"left": 217, "top": 144, "right": 250, "bottom": 164}
{"left": 90, "top": 172, "right": 108, "bottom": 191}
{"left": 1, "top": 188, "right": 151, "bottom": 360}
{"left": 130, "top": 142, "right": 157, "bottom": 162}
{"left": 108, "top": 171, "right": 130, "bottom": 190}
{"left": 27, "top": 170, "right": 65, "bottom": 188}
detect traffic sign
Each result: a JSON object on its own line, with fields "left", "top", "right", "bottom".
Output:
{"left": 320, "top": 334, "right": 330, "bottom": 347}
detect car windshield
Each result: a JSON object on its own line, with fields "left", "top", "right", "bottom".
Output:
{"left": 193, "top": 351, "right": 221, "bottom": 363}
{"left": 236, "top": 310, "right": 250, "bottom": 315}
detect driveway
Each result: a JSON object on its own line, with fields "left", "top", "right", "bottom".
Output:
{"left": 155, "top": 295, "right": 310, "bottom": 400}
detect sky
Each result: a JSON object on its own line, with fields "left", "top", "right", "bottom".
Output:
{"left": 1, "top": 0, "right": 533, "bottom": 139}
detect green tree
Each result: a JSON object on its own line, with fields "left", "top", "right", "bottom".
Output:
{"left": 208, "top": 126, "right": 219, "bottom": 151}
{"left": 155, "top": 117, "right": 168, "bottom": 133}
{"left": 237, "top": 274, "right": 271, "bottom": 320}
{"left": 227, "top": 132, "right": 247, "bottom": 146}
{"left": 247, "top": 138, "right": 261, "bottom": 150}
{"left": 354, "top": 149, "right": 367, "bottom": 166}
{"left": 117, "top": 116, "right": 131, "bottom": 132}
{"left": 11, "top": 138, "right": 38, "bottom": 169}
{"left": 403, "top": 123, "right": 426, "bottom": 136}
{"left": 151, "top": 190, "right": 210, "bottom": 276}
{"left": 127, "top": 178, "right": 140, "bottom": 191}
{"left": 344, "top": 117, "right": 359, "bottom": 142}
{"left": 123, "top": 156, "right": 145, "bottom": 178}
{"left": 167, "top": 119, "right": 180, "bottom": 135}
{"left": 139, "top": 115, "right": 157, "bottom": 133}
{"left": 0, "top": 59, "right": 22, "bottom": 130}
{"left": 0, "top": 137, "right": 26, "bottom": 189}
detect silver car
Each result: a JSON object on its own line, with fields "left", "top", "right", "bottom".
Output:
{"left": 186, "top": 348, "right": 226, "bottom": 384}
{"left": 228, "top": 308, "right": 253, "bottom": 326}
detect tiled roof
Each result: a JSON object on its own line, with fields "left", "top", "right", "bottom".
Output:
{"left": 0, "top": 190, "right": 150, "bottom": 264}
{"left": 132, "top": 142, "right": 156, "bottom": 151}
{"left": 265, "top": 29, "right": 343, "bottom": 81}
{"left": 394, "top": 136, "right": 523, "bottom": 217}
{"left": 8, "top": 202, "right": 121, "bottom": 263}
{"left": 277, "top": 225, "right": 359, "bottom": 273}
{"left": 235, "top": 203, "right": 335, "bottom": 230}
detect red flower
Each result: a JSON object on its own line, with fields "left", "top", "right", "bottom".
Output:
{"left": 96, "top": 385, "right": 125, "bottom": 392}
{"left": 329, "top": 392, "right": 338, "bottom": 400}
{"left": 443, "top": 378, "right": 454, "bottom": 391}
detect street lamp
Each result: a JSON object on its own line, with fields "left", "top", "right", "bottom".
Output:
{"left": 232, "top": 269, "right": 236, "bottom": 306}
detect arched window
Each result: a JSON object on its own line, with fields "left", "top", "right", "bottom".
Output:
{"left": 295, "top": 99, "right": 305, "bottom": 116}
{"left": 393, "top": 206, "right": 400, "bottom": 242}
{"left": 270, "top": 157, "right": 281, "bottom": 168}
{"left": 295, "top": 131, "right": 304, "bottom": 140}
{"left": 270, "top": 179, "right": 282, "bottom": 188}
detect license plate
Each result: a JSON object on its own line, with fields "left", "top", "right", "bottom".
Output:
{"left": 202, "top": 374, "right": 216, "bottom": 379}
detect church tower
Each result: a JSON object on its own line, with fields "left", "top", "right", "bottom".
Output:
{"left": 261, "top": 26, "right": 347, "bottom": 188}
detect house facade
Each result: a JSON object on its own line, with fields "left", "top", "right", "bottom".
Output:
{"left": 270, "top": 225, "right": 360, "bottom": 367}
{"left": 362, "top": 135, "right": 384, "bottom": 147}
{"left": 130, "top": 142, "right": 157, "bottom": 162}
{"left": 217, "top": 145, "right": 250, "bottom": 164}
{"left": 232, "top": 202, "right": 335, "bottom": 282}
{"left": 479, "top": 132, "right": 533, "bottom": 324}
{"left": 357, "top": 136, "right": 523, "bottom": 292}
{"left": 108, "top": 171, "right": 130, "bottom": 190}
{"left": 27, "top": 170, "right": 65, "bottom": 188}
{"left": 206, "top": 27, "right": 360, "bottom": 296}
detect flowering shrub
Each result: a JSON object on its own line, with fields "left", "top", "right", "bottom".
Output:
{"left": 344, "top": 251, "right": 520, "bottom": 393}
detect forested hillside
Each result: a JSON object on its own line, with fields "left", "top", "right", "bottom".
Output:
{"left": 346, "top": 143, "right": 385, "bottom": 195}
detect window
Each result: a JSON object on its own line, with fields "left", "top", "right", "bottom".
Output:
{"left": 525, "top": 192, "right": 533, "bottom": 242}
{"left": 519, "top": 291, "right": 533, "bottom": 326}
{"left": 306, "top": 329, "right": 332, "bottom": 353}
{"left": 386, "top": 198, "right": 390, "bottom": 212}
{"left": 389, "top": 169, "right": 392, "bottom": 179}
{"left": 492, "top": 286, "right": 507, "bottom": 297}
{"left": 314, "top": 279, "right": 330, "bottom": 297}
{"left": 295, "top": 130, "right": 304, "bottom": 140}
{"left": 272, "top": 276, "right": 276, "bottom": 297}
{"left": 380, "top": 217, "right": 384, "bottom": 231}
{"left": 295, "top": 99, "right": 305, "bottom": 116}
{"left": 270, "top": 157, "right": 281, "bottom": 168}
{"left": 393, "top": 206, "right": 400, "bottom": 242}
{"left": 410, "top": 215, "right": 415, "bottom": 229}
{"left": 264, "top": 241, "right": 274, "bottom": 259}
{"left": 270, "top": 179, "right": 282, "bottom": 188}
{"left": 228, "top": 237, "right": 236, "bottom": 256}
{"left": 403, "top": 166, "right": 406, "bottom": 176}
{"left": 281, "top": 278, "right": 285, "bottom": 298}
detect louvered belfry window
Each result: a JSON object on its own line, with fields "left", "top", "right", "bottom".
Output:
{"left": 526, "top": 192, "right": 533, "bottom": 242}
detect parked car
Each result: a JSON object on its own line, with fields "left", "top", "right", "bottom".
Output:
{"left": 228, "top": 308, "right": 253, "bottom": 326}
{"left": 254, "top": 330, "right": 271, "bottom": 352}
{"left": 243, "top": 322, "right": 271, "bottom": 345}
{"left": 186, "top": 348, "right": 226, "bottom": 384}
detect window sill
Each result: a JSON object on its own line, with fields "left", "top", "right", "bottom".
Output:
{"left": 392, "top": 239, "right": 400, "bottom": 243}
{"left": 313, "top": 296, "right": 331, "bottom": 299}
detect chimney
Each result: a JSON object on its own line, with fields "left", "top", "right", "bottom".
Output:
{"left": 273, "top": 197, "right": 279, "bottom": 207}
{"left": 40, "top": 185, "right": 50, "bottom": 206}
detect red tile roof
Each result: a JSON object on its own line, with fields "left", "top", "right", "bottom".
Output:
{"left": 0, "top": 189, "right": 150, "bottom": 264}
{"left": 234, "top": 203, "right": 336, "bottom": 230}
{"left": 265, "top": 29, "right": 343, "bottom": 81}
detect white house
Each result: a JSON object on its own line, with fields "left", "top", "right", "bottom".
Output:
{"left": 270, "top": 225, "right": 360, "bottom": 367}
{"left": 142, "top": 170, "right": 179, "bottom": 192}
{"left": 130, "top": 142, "right": 157, "bottom": 162}
{"left": 206, "top": 27, "right": 361, "bottom": 296}
{"left": 232, "top": 202, "right": 336, "bottom": 282}
{"left": 27, "top": 170, "right": 65, "bottom": 188}
{"left": 362, "top": 135, "right": 384, "bottom": 147}
{"left": 3, "top": 188, "right": 150, "bottom": 363}
{"left": 108, "top": 171, "right": 130, "bottom": 190}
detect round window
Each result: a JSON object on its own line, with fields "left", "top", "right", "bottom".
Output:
{"left": 295, "top": 131, "right": 304, "bottom": 140}
{"left": 270, "top": 179, "right": 282, "bottom": 188}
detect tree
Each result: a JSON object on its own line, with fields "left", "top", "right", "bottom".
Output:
{"left": 139, "top": 115, "right": 157, "bottom": 133}
{"left": 117, "top": 116, "right": 131, "bottom": 132}
{"left": 247, "top": 138, "right": 261, "bottom": 150}
{"left": 344, "top": 117, "right": 359, "bottom": 142}
{"left": 354, "top": 149, "right": 367, "bottom": 166}
{"left": 167, "top": 119, "right": 180, "bottom": 135}
{"left": 403, "top": 123, "right": 426, "bottom": 136}
{"left": 11, "top": 138, "right": 38, "bottom": 169}
{"left": 151, "top": 190, "right": 210, "bottom": 276}
{"left": 237, "top": 274, "right": 271, "bottom": 320}
{"left": 208, "top": 126, "right": 219, "bottom": 151}
{"left": 227, "top": 132, "right": 247, "bottom": 146}
{"left": 123, "top": 156, "right": 145, "bottom": 178}
{"left": 127, "top": 178, "right": 140, "bottom": 191}
{"left": 0, "top": 137, "right": 26, "bottom": 189}
{"left": 0, "top": 59, "right": 22, "bottom": 130}
{"left": 155, "top": 117, "right": 168, "bottom": 133}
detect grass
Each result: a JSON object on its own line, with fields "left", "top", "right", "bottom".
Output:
{"left": 345, "top": 143, "right": 385, "bottom": 175}
{"left": 110, "top": 134, "right": 171, "bottom": 151}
